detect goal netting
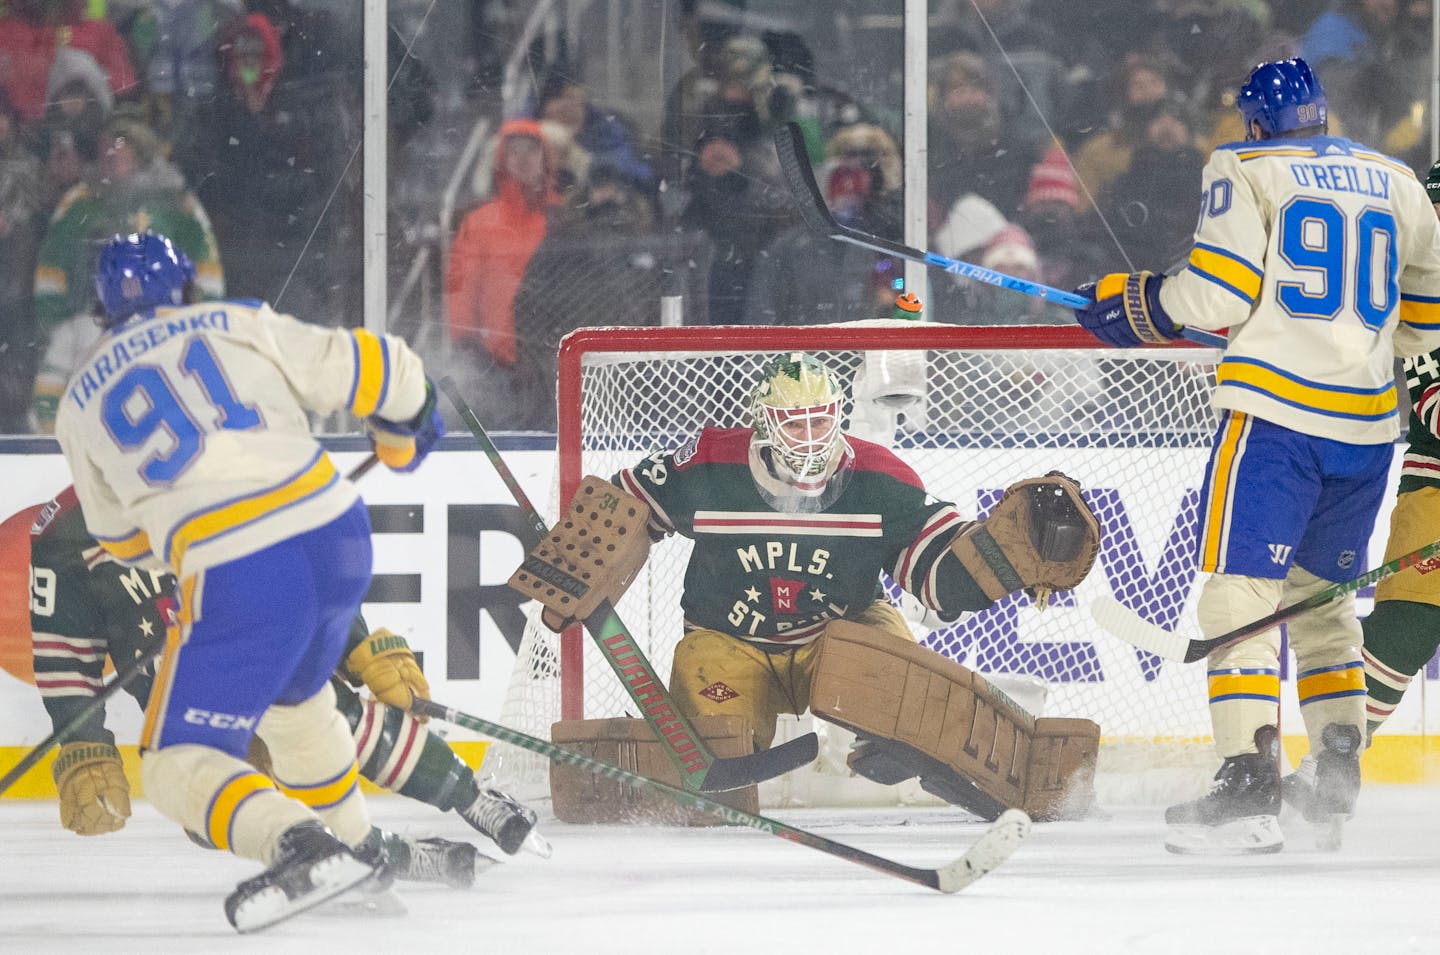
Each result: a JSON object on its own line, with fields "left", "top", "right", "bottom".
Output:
{"left": 492, "top": 322, "right": 1224, "bottom": 808}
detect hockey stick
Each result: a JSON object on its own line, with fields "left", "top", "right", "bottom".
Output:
{"left": 0, "top": 452, "right": 380, "bottom": 798}
{"left": 414, "top": 697, "right": 1030, "bottom": 893}
{"left": 1091, "top": 537, "right": 1440, "bottom": 664}
{"left": 436, "top": 376, "right": 818, "bottom": 792}
{"left": 771, "top": 122, "right": 1228, "bottom": 349}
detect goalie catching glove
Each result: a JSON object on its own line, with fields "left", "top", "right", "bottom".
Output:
{"left": 1073, "top": 271, "right": 1183, "bottom": 348}
{"left": 345, "top": 628, "right": 431, "bottom": 718}
{"left": 367, "top": 377, "right": 444, "bottom": 473}
{"left": 951, "top": 471, "right": 1101, "bottom": 609}
{"left": 53, "top": 741, "right": 131, "bottom": 836}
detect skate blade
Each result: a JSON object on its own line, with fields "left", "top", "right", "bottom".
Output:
{"left": 1313, "top": 814, "right": 1345, "bottom": 852}
{"left": 231, "top": 855, "right": 376, "bottom": 934}
{"left": 315, "top": 885, "right": 408, "bottom": 918}
{"left": 1164, "top": 815, "right": 1283, "bottom": 856}
{"left": 522, "top": 830, "right": 553, "bottom": 859}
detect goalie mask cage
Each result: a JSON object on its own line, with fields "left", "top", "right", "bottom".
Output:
{"left": 495, "top": 322, "right": 1224, "bottom": 807}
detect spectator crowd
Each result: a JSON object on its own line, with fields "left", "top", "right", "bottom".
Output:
{"left": 0, "top": 0, "right": 1431, "bottom": 433}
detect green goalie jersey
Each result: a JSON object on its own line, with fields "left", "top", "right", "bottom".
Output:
{"left": 615, "top": 427, "right": 981, "bottom": 647}
{"left": 1399, "top": 348, "right": 1440, "bottom": 493}
{"left": 27, "top": 487, "right": 370, "bottom": 744}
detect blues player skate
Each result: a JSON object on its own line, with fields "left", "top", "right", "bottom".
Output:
{"left": 1165, "top": 726, "right": 1283, "bottom": 855}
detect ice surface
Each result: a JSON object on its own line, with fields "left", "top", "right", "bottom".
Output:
{"left": 3, "top": 787, "right": 1438, "bottom": 954}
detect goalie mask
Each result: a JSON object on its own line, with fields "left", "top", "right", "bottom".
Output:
{"left": 749, "top": 353, "right": 847, "bottom": 493}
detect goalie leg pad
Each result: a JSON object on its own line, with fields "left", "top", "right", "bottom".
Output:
{"left": 811, "top": 620, "right": 1098, "bottom": 820}
{"left": 508, "top": 476, "right": 652, "bottom": 628}
{"left": 549, "top": 716, "right": 758, "bottom": 825}
{"left": 949, "top": 472, "right": 1101, "bottom": 606}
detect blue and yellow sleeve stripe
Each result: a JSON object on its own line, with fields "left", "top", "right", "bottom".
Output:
{"left": 1186, "top": 243, "right": 1263, "bottom": 305}
{"left": 347, "top": 329, "right": 391, "bottom": 418}
{"left": 1216, "top": 357, "right": 1397, "bottom": 422}
{"left": 1401, "top": 293, "right": 1440, "bottom": 329}
{"left": 163, "top": 451, "right": 338, "bottom": 572}
{"left": 95, "top": 526, "right": 154, "bottom": 563}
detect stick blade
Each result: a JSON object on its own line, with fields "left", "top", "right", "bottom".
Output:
{"left": 935, "top": 808, "right": 1031, "bottom": 893}
{"left": 773, "top": 122, "right": 841, "bottom": 235}
{"left": 696, "top": 731, "right": 820, "bottom": 792}
{"left": 1089, "top": 596, "right": 1191, "bottom": 662}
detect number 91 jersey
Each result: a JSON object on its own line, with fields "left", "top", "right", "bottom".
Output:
{"left": 1159, "top": 135, "right": 1440, "bottom": 444}
{"left": 54, "top": 301, "right": 427, "bottom": 576}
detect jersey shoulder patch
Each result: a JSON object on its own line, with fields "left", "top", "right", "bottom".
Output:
{"left": 682, "top": 427, "right": 754, "bottom": 469}
{"left": 30, "top": 487, "right": 79, "bottom": 539}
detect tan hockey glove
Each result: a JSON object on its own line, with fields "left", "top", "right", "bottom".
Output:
{"left": 951, "top": 470, "right": 1101, "bottom": 609}
{"left": 345, "top": 628, "right": 431, "bottom": 719}
{"left": 53, "top": 742, "right": 131, "bottom": 836}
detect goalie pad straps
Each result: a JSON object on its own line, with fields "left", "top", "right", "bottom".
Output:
{"left": 810, "top": 620, "right": 1098, "bottom": 820}
{"left": 508, "top": 476, "right": 652, "bottom": 626}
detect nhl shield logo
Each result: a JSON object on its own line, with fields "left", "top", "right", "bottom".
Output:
{"left": 699, "top": 681, "right": 739, "bottom": 703}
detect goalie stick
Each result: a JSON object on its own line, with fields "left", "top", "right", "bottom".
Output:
{"left": 413, "top": 697, "right": 1030, "bottom": 893}
{"left": 1091, "top": 537, "right": 1440, "bottom": 663}
{"left": 436, "top": 377, "right": 819, "bottom": 793}
{"left": 771, "top": 122, "right": 1228, "bottom": 350}
{"left": 0, "top": 452, "right": 380, "bottom": 797}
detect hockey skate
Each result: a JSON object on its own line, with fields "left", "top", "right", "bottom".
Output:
{"left": 1164, "top": 726, "right": 1283, "bottom": 856}
{"left": 1281, "top": 723, "right": 1361, "bottom": 851}
{"left": 847, "top": 736, "right": 1006, "bottom": 821}
{"left": 224, "top": 822, "right": 378, "bottom": 933}
{"left": 457, "top": 785, "right": 551, "bottom": 857}
{"left": 390, "top": 835, "right": 497, "bottom": 889}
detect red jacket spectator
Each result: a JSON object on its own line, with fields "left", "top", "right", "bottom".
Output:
{"left": 445, "top": 119, "right": 559, "bottom": 365}
{"left": 0, "top": 3, "right": 136, "bottom": 122}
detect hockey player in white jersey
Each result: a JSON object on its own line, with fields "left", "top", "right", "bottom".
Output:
{"left": 1073, "top": 58, "right": 1440, "bottom": 854}
{"left": 53, "top": 232, "right": 444, "bottom": 931}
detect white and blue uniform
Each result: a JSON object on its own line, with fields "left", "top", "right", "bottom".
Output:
{"left": 1160, "top": 136, "right": 1440, "bottom": 580}
{"left": 55, "top": 299, "right": 427, "bottom": 862}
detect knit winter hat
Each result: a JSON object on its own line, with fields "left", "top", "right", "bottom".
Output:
{"left": 981, "top": 224, "right": 1039, "bottom": 274}
{"left": 1023, "top": 146, "right": 1082, "bottom": 211}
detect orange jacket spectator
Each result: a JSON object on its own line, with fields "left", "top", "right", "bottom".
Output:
{"left": 0, "top": 3, "right": 136, "bottom": 122}
{"left": 445, "top": 119, "right": 559, "bottom": 366}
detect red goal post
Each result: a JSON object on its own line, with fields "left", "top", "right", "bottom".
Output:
{"left": 501, "top": 321, "right": 1222, "bottom": 804}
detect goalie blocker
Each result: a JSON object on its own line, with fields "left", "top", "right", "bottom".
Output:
{"left": 813, "top": 621, "right": 1099, "bottom": 821}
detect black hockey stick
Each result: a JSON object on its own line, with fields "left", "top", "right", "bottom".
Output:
{"left": 1091, "top": 537, "right": 1440, "bottom": 663}
{"left": 415, "top": 697, "right": 1030, "bottom": 892}
{"left": 771, "top": 122, "right": 1227, "bottom": 349}
{"left": 436, "top": 376, "right": 818, "bottom": 792}
{"left": 0, "top": 452, "right": 380, "bottom": 798}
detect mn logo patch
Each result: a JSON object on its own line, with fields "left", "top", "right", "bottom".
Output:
{"left": 699, "top": 681, "right": 739, "bottom": 702}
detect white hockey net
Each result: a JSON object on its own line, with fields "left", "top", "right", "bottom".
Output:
{"left": 495, "top": 322, "right": 1224, "bottom": 807}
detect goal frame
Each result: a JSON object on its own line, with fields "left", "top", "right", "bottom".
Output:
{"left": 554, "top": 323, "right": 1203, "bottom": 722}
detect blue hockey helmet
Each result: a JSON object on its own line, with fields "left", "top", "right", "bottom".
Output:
{"left": 94, "top": 232, "right": 195, "bottom": 328}
{"left": 1237, "top": 58, "right": 1327, "bottom": 141}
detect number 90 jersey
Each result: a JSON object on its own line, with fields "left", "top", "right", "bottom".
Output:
{"left": 1159, "top": 135, "right": 1440, "bottom": 444}
{"left": 54, "top": 301, "right": 427, "bottom": 576}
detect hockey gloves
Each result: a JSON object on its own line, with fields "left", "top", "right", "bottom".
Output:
{"left": 367, "top": 378, "right": 444, "bottom": 473}
{"left": 1073, "top": 271, "right": 1183, "bottom": 348}
{"left": 345, "top": 627, "right": 432, "bottom": 719}
{"left": 53, "top": 741, "right": 131, "bottom": 836}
